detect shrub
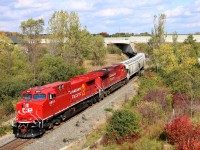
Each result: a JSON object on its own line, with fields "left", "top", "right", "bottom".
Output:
{"left": 132, "top": 72, "right": 163, "bottom": 106}
{"left": 137, "top": 102, "right": 164, "bottom": 125}
{"left": 0, "top": 99, "right": 15, "bottom": 116}
{"left": 107, "top": 45, "right": 122, "bottom": 55}
{"left": 103, "top": 109, "right": 141, "bottom": 145}
{"left": 144, "top": 88, "right": 172, "bottom": 112}
{"left": 0, "top": 125, "right": 12, "bottom": 137}
{"left": 172, "top": 93, "right": 190, "bottom": 115}
{"left": 107, "top": 109, "right": 141, "bottom": 136}
{"left": 134, "top": 43, "right": 150, "bottom": 53}
{"left": 165, "top": 115, "right": 200, "bottom": 150}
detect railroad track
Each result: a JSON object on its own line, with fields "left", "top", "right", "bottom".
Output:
{"left": 0, "top": 108, "right": 91, "bottom": 150}
{"left": 0, "top": 138, "right": 35, "bottom": 150}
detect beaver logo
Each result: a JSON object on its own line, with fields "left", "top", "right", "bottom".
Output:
{"left": 81, "top": 84, "right": 86, "bottom": 96}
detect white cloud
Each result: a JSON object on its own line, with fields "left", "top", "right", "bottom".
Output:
{"left": 0, "top": 6, "right": 8, "bottom": 13}
{"left": 181, "top": 22, "right": 200, "bottom": 28}
{"left": 14, "top": 0, "right": 51, "bottom": 9}
{"left": 194, "top": 0, "right": 200, "bottom": 5}
{"left": 104, "top": 20, "right": 115, "bottom": 24}
{"left": 165, "top": 6, "right": 185, "bottom": 17}
{"left": 95, "top": 8, "right": 133, "bottom": 17}
{"left": 64, "top": 0, "right": 94, "bottom": 11}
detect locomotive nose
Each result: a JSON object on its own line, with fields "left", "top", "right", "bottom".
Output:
{"left": 16, "top": 102, "right": 35, "bottom": 122}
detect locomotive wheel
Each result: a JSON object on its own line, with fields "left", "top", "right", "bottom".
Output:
{"left": 88, "top": 101, "right": 93, "bottom": 106}
{"left": 93, "top": 98, "right": 97, "bottom": 104}
{"left": 61, "top": 115, "right": 67, "bottom": 121}
{"left": 97, "top": 97, "right": 100, "bottom": 102}
{"left": 100, "top": 95, "right": 104, "bottom": 101}
{"left": 107, "top": 90, "right": 110, "bottom": 95}
{"left": 104, "top": 92, "right": 107, "bottom": 97}
{"left": 48, "top": 122, "right": 54, "bottom": 130}
{"left": 54, "top": 118, "right": 61, "bottom": 125}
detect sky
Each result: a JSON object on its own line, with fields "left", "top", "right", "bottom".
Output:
{"left": 0, "top": 0, "right": 200, "bottom": 34}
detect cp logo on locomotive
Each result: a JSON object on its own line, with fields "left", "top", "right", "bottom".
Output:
{"left": 21, "top": 108, "right": 33, "bottom": 114}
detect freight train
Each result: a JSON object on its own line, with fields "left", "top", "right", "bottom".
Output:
{"left": 13, "top": 53, "right": 145, "bottom": 138}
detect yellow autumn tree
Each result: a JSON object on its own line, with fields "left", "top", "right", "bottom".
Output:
{"left": 153, "top": 43, "right": 178, "bottom": 74}
{"left": 153, "top": 43, "right": 198, "bottom": 75}
{"left": 176, "top": 44, "right": 197, "bottom": 69}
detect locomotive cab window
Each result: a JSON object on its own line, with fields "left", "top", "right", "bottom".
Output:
{"left": 34, "top": 94, "right": 46, "bottom": 100}
{"left": 23, "top": 94, "right": 32, "bottom": 100}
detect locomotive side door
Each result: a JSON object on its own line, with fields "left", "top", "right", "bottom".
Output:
{"left": 49, "top": 92, "right": 56, "bottom": 115}
{"left": 95, "top": 77, "right": 102, "bottom": 90}
{"left": 95, "top": 77, "right": 104, "bottom": 99}
{"left": 66, "top": 82, "right": 72, "bottom": 107}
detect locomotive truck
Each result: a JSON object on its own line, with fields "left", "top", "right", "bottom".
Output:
{"left": 13, "top": 53, "right": 145, "bottom": 138}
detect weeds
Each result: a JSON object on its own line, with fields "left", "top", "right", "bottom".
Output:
{"left": 0, "top": 125, "right": 12, "bottom": 137}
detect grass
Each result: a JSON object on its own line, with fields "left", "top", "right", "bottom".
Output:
{"left": 83, "top": 124, "right": 107, "bottom": 149}
{"left": 192, "top": 111, "right": 200, "bottom": 125}
{"left": 104, "top": 108, "right": 113, "bottom": 112}
{"left": 0, "top": 125, "right": 12, "bottom": 137}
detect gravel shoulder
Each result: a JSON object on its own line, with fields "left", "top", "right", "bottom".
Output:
{"left": 18, "top": 76, "right": 139, "bottom": 150}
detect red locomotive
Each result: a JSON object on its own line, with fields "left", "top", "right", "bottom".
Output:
{"left": 13, "top": 53, "right": 145, "bottom": 138}
{"left": 13, "top": 63, "right": 128, "bottom": 138}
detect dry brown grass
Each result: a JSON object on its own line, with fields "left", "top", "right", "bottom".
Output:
{"left": 84, "top": 54, "right": 128, "bottom": 72}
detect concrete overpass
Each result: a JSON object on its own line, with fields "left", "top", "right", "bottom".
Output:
{"left": 104, "top": 38, "right": 136, "bottom": 57}
{"left": 104, "top": 35, "right": 200, "bottom": 57}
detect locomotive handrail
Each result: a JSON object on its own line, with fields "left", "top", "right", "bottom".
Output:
{"left": 36, "top": 110, "right": 43, "bottom": 128}
{"left": 29, "top": 111, "right": 41, "bottom": 126}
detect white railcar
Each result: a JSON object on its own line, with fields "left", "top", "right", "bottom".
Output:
{"left": 121, "top": 53, "right": 145, "bottom": 80}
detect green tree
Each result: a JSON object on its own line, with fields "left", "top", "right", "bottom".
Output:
{"left": 184, "top": 34, "right": 199, "bottom": 57}
{"left": 0, "top": 36, "right": 14, "bottom": 76}
{"left": 20, "top": 18, "right": 45, "bottom": 81}
{"left": 184, "top": 34, "right": 196, "bottom": 45}
{"left": 107, "top": 44, "right": 122, "bottom": 55}
{"left": 48, "top": 10, "right": 92, "bottom": 66}
{"left": 89, "top": 35, "right": 107, "bottom": 66}
{"left": 149, "top": 14, "right": 167, "bottom": 50}
{"left": 172, "top": 31, "right": 178, "bottom": 55}
{"left": 153, "top": 44, "right": 178, "bottom": 74}
{"left": 0, "top": 36, "right": 30, "bottom": 118}
{"left": 153, "top": 43, "right": 199, "bottom": 117}
{"left": 37, "top": 54, "right": 85, "bottom": 84}
{"left": 153, "top": 44, "right": 197, "bottom": 75}
{"left": 48, "top": 10, "right": 107, "bottom": 66}
{"left": 47, "top": 10, "right": 69, "bottom": 56}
